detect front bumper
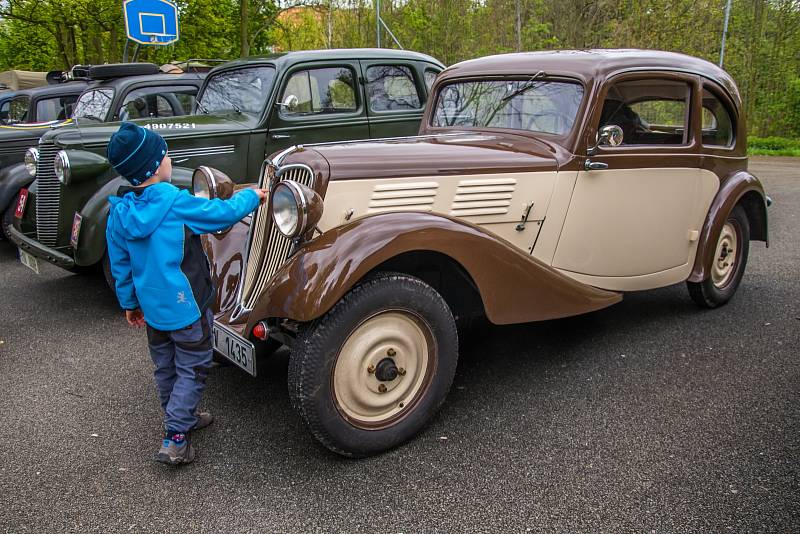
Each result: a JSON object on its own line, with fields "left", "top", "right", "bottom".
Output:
{"left": 5, "top": 223, "right": 75, "bottom": 268}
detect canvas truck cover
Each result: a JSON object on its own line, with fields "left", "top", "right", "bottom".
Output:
{"left": 0, "top": 70, "right": 48, "bottom": 91}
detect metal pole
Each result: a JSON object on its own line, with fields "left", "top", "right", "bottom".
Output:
{"left": 123, "top": 39, "right": 130, "bottom": 62}
{"left": 376, "top": 0, "right": 381, "bottom": 48}
{"left": 719, "top": 0, "right": 733, "bottom": 67}
{"left": 515, "top": 0, "right": 522, "bottom": 52}
{"left": 380, "top": 18, "right": 404, "bottom": 49}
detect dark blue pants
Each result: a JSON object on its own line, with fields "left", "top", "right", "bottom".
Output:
{"left": 145, "top": 308, "right": 214, "bottom": 433}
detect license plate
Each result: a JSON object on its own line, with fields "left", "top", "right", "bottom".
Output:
{"left": 19, "top": 249, "right": 39, "bottom": 274}
{"left": 14, "top": 189, "right": 28, "bottom": 219}
{"left": 212, "top": 321, "right": 256, "bottom": 376}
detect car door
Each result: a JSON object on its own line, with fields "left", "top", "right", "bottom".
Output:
{"left": 360, "top": 60, "right": 432, "bottom": 138}
{"left": 552, "top": 73, "right": 719, "bottom": 291}
{"left": 267, "top": 61, "right": 369, "bottom": 155}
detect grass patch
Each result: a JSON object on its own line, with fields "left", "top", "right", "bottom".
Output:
{"left": 748, "top": 137, "right": 800, "bottom": 157}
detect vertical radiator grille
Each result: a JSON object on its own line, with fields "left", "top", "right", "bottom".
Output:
{"left": 242, "top": 165, "right": 314, "bottom": 309}
{"left": 35, "top": 143, "right": 61, "bottom": 246}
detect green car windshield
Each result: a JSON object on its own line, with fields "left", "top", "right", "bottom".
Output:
{"left": 197, "top": 66, "right": 276, "bottom": 116}
{"left": 73, "top": 88, "right": 114, "bottom": 121}
{"left": 432, "top": 79, "right": 584, "bottom": 136}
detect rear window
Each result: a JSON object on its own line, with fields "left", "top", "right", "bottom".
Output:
{"left": 366, "top": 65, "right": 422, "bottom": 112}
{"left": 432, "top": 79, "right": 584, "bottom": 136}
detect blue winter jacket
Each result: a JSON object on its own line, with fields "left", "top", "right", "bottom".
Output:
{"left": 106, "top": 182, "right": 260, "bottom": 330}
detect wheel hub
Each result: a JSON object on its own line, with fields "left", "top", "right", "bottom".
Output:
{"left": 711, "top": 222, "right": 738, "bottom": 288}
{"left": 332, "top": 310, "right": 433, "bottom": 428}
{"left": 374, "top": 357, "right": 399, "bottom": 382}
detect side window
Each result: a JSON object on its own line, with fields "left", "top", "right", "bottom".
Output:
{"left": 701, "top": 87, "right": 734, "bottom": 147}
{"left": 36, "top": 96, "right": 76, "bottom": 122}
{"left": 8, "top": 97, "right": 30, "bottom": 123}
{"left": 424, "top": 69, "right": 439, "bottom": 91}
{"left": 280, "top": 67, "right": 357, "bottom": 116}
{"left": 599, "top": 79, "right": 690, "bottom": 146}
{"left": 366, "top": 65, "right": 422, "bottom": 112}
{"left": 118, "top": 86, "right": 198, "bottom": 121}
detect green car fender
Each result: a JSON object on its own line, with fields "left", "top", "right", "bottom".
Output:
{"left": 0, "top": 163, "right": 34, "bottom": 215}
{"left": 73, "top": 166, "right": 195, "bottom": 267}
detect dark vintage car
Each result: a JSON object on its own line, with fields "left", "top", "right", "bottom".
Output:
{"left": 6, "top": 49, "right": 443, "bottom": 279}
{"left": 199, "top": 49, "right": 770, "bottom": 457}
{"left": 0, "top": 79, "right": 86, "bottom": 126}
{"left": 0, "top": 62, "right": 205, "bottom": 240}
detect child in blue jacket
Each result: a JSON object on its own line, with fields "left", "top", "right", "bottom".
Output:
{"left": 105, "top": 122, "right": 267, "bottom": 465}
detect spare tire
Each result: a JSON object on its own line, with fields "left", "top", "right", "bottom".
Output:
{"left": 88, "top": 63, "right": 160, "bottom": 80}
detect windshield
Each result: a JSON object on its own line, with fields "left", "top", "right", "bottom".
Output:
{"left": 432, "top": 79, "right": 584, "bottom": 136}
{"left": 198, "top": 66, "right": 276, "bottom": 115}
{"left": 73, "top": 88, "right": 114, "bottom": 121}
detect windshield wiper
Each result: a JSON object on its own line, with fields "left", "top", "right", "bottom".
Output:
{"left": 196, "top": 101, "right": 210, "bottom": 114}
{"left": 500, "top": 70, "right": 546, "bottom": 103}
{"left": 78, "top": 113, "right": 105, "bottom": 122}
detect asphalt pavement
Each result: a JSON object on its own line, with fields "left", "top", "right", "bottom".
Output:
{"left": 0, "top": 157, "right": 797, "bottom": 533}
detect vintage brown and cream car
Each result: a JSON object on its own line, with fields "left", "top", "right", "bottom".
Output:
{"left": 197, "top": 49, "right": 769, "bottom": 457}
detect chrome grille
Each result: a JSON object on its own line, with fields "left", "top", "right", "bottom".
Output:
{"left": 242, "top": 164, "right": 315, "bottom": 309}
{"left": 35, "top": 143, "right": 61, "bottom": 246}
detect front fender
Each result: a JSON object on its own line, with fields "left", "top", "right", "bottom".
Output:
{"left": 247, "top": 212, "right": 621, "bottom": 328}
{"left": 0, "top": 163, "right": 34, "bottom": 213}
{"left": 688, "top": 170, "right": 768, "bottom": 283}
{"left": 73, "top": 167, "right": 196, "bottom": 267}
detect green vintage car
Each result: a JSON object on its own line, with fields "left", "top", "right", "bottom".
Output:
{"left": 0, "top": 62, "right": 205, "bottom": 240}
{"left": 6, "top": 49, "right": 443, "bottom": 280}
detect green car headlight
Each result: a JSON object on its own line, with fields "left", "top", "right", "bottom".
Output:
{"left": 24, "top": 147, "right": 39, "bottom": 177}
{"left": 54, "top": 151, "right": 70, "bottom": 185}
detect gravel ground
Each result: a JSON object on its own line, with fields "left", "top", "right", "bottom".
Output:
{"left": 0, "top": 157, "right": 797, "bottom": 533}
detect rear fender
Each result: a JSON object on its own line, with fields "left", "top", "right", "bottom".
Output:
{"left": 688, "top": 170, "right": 768, "bottom": 283}
{"left": 0, "top": 163, "right": 34, "bottom": 213}
{"left": 247, "top": 212, "right": 621, "bottom": 329}
{"left": 73, "top": 167, "right": 195, "bottom": 266}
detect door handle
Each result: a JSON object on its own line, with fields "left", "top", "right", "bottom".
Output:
{"left": 584, "top": 159, "right": 608, "bottom": 171}
{"left": 271, "top": 134, "right": 291, "bottom": 140}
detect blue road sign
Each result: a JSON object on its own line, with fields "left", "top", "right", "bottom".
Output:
{"left": 123, "top": 0, "right": 179, "bottom": 46}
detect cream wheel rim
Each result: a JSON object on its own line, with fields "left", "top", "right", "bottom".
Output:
{"left": 332, "top": 310, "right": 433, "bottom": 428}
{"left": 711, "top": 222, "right": 738, "bottom": 288}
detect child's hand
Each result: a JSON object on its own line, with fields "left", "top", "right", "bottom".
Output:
{"left": 125, "top": 309, "right": 145, "bottom": 328}
{"left": 255, "top": 189, "right": 269, "bottom": 204}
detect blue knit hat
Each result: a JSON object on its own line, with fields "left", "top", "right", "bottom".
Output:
{"left": 107, "top": 122, "right": 167, "bottom": 185}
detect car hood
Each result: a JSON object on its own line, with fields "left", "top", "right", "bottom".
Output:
{"left": 38, "top": 112, "right": 255, "bottom": 150}
{"left": 280, "top": 132, "right": 561, "bottom": 182}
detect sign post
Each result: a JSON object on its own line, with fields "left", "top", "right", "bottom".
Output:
{"left": 122, "top": 0, "right": 179, "bottom": 61}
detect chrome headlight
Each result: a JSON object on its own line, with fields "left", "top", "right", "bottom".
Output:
{"left": 24, "top": 147, "right": 39, "bottom": 177}
{"left": 270, "top": 180, "right": 323, "bottom": 239}
{"left": 192, "top": 166, "right": 233, "bottom": 200}
{"left": 54, "top": 151, "right": 70, "bottom": 184}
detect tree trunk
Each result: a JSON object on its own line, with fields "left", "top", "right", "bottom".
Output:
{"left": 240, "top": 0, "right": 250, "bottom": 57}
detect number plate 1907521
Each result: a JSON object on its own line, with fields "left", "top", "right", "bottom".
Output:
{"left": 212, "top": 322, "right": 256, "bottom": 376}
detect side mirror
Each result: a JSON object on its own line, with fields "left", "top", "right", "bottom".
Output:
{"left": 596, "top": 124, "right": 624, "bottom": 147}
{"left": 276, "top": 94, "right": 299, "bottom": 112}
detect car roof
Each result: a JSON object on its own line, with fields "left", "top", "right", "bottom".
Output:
{"left": 214, "top": 48, "right": 445, "bottom": 72}
{"left": 439, "top": 49, "right": 740, "bottom": 104}
{"left": 11, "top": 81, "right": 88, "bottom": 99}
{"left": 85, "top": 72, "right": 205, "bottom": 90}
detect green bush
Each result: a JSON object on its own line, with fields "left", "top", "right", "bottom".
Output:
{"left": 748, "top": 137, "right": 800, "bottom": 157}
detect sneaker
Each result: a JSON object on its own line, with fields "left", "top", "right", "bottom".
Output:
{"left": 156, "top": 435, "right": 196, "bottom": 465}
{"left": 192, "top": 411, "right": 214, "bottom": 431}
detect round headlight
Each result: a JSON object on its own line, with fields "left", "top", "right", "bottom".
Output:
{"left": 270, "top": 179, "right": 323, "bottom": 239}
{"left": 192, "top": 166, "right": 234, "bottom": 200}
{"left": 54, "top": 151, "right": 70, "bottom": 184}
{"left": 24, "top": 147, "right": 39, "bottom": 177}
